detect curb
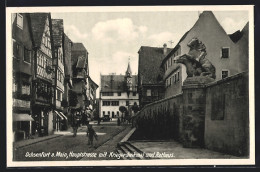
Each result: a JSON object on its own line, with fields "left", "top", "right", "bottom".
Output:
{"left": 118, "top": 127, "right": 136, "bottom": 146}
{"left": 14, "top": 135, "right": 63, "bottom": 149}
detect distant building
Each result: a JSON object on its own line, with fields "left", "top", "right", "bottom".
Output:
{"left": 71, "top": 55, "right": 88, "bottom": 111}
{"left": 29, "top": 13, "right": 54, "bottom": 136}
{"left": 86, "top": 76, "right": 98, "bottom": 110}
{"left": 161, "top": 11, "right": 249, "bottom": 98}
{"left": 71, "top": 42, "right": 89, "bottom": 75}
{"left": 12, "top": 13, "right": 34, "bottom": 141}
{"left": 71, "top": 43, "right": 89, "bottom": 112}
{"left": 100, "top": 62, "right": 139, "bottom": 118}
{"left": 138, "top": 45, "right": 172, "bottom": 108}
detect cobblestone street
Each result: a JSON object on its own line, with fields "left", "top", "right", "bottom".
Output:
{"left": 13, "top": 120, "right": 130, "bottom": 161}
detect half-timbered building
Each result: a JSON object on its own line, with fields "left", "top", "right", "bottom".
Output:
{"left": 29, "top": 13, "right": 54, "bottom": 136}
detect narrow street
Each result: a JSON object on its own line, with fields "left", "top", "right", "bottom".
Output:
{"left": 13, "top": 119, "right": 130, "bottom": 161}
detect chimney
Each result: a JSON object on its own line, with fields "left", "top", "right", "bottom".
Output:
{"left": 163, "top": 43, "right": 167, "bottom": 55}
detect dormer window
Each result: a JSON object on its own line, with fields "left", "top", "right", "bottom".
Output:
{"left": 17, "top": 13, "right": 23, "bottom": 30}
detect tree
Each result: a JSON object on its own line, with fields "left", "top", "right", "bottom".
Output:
{"left": 119, "top": 106, "right": 127, "bottom": 113}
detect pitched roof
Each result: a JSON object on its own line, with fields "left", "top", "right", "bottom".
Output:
{"left": 64, "top": 34, "right": 73, "bottom": 76}
{"left": 162, "top": 11, "right": 231, "bottom": 66}
{"left": 72, "top": 43, "right": 87, "bottom": 52}
{"left": 88, "top": 76, "right": 99, "bottom": 89}
{"left": 28, "top": 13, "right": 49, "bottom": 47}
{"left": 100, "top": 75, "right": 138, "bottom": 92}
{"left": 51, "top": 19, "right": 64, "bottom": 47}
{"left": 138, "top": 46, "right": 172, "bottom": 85}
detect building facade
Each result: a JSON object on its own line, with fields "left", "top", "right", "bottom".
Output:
{"left": 71, "top": 43, "right": 89, "bottom": 112}
{"left": 100, "top": 62, "right": 139, "bottom": 119}
{"left": 29, "top": 13, "right": 54, "bottom": 136}
{"left": 161, "top": 11, "right": 249, "bottom": 98}
{"left": 62, "top": 34, "right": 73, "bottom": 126}
{"left": 51, "top": 19, "right": 67, "bottom": 131}
{"left": 87, "top": 77, "right": 98, "bottom": 110}
{"left": 138, "top": 45, "right": 172, "bottom": 108}
{"left": 12, "top": 13, "right": 34, "bottom": 141}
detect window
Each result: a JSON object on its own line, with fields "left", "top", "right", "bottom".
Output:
{"left": 13, "top": 82, "right": 18, "bottom": 92}
{"left": 177, "top": 71, "right": 180, "bottom": 81}
{"left": 17, "top": 13, "right": 23, "bottom": 29}
{"left": 21, "top": 84, "right": 30, "bottom": 95}
{"left": 56, "top": 89, "right": 62, "bottom": 101}
{"left": 13, "top": 41, "right": 20, "bottom": 59}
{"left": 118, "top": 92, "right": 121, "bottom": 96}
{"left": 102, "top": 101, "right": 110, "bottom": 106}
{"left": 152, "top": 90, "right": 158, "bottom": 96}
{"left": 24, "top": 48, "right": 31, "bottom": 63}
{"left": 102, "top": 92, "right": 113, "bottom": 96}
{"left": 222, "top": 70, "right": 229, "bottom": 79}
{"left": 174, "top": 74, "right": 177, "bottom": 83}
{"left": 169, "top": 77, "right": 172, "bottom": 86}
{"left": 111, "top": 101, "right": 119, "bottom": 106}
{"left": 133, "top": 92, "right": 136, "bottom": 96}
{"left": 126, "top": 101, "right": 129, "bottom": 106}
{"left": 147, "top": 89, "right": 151, "bottom": 96}
{"left": 221, "top": 47, "right": 229, "bottom": 58}
{"left": 103, "top": 111, "right": 105, "bottom": 116}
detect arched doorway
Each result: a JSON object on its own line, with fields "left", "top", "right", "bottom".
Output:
{"left": 112, "top": 111, "right": 115, "bottom": 118}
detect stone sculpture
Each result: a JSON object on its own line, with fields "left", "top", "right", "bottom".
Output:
{"left": 174, "top": 38, "right": 216, "bottom": 79}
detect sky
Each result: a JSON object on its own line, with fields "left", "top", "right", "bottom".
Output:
{"left": 51, "top": 10, "right": 249, "bottom": 95}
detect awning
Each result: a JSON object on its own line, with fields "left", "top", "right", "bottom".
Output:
{"left": 59, "top": 112, "right": 68, "bottom": 120}
{"left": 13, "top": 113, "right": 34, "bottom": 121}
{"left": 54, "top": 110, "right": 64, "bottom": 120}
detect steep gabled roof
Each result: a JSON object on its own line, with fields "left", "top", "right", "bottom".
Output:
{"left": 162, "top": 11, "right": 233, "bottom": 65}
{"left": 101, "top": 75, "right": 138, "bottom": 92}
{"left": 29, "top": 13, "right": 49, "bottom": 47}
{"left": 51, "top": 19, "right": 64, "bottom": 47}
{"left": 88, "top": 76, "right": 99, "bottom": 89}
{"left": 72, "top": 43, "right": 87, "bottom": 52}
{"left": 228, "top": 30, "right": 244, "bottom": 43}
{"left": 138, "top": 46, "right": 172, "bottom": 85}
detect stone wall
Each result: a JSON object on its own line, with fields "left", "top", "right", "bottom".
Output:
{"left": 204, "top": 72, "right": 249, "bottom": 156}
{"left": 133, "top": 72, "right": 249, "bottom": 156}
{"left": 133, "top": 93, "right": 183, "bottom": 141}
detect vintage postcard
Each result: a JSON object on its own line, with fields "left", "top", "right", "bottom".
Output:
{"left": 6, "top": 5, "right": 255, "bottom": 167}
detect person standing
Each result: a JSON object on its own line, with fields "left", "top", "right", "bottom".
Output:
{"left": 72, "top": 112, "right": 80, "bottom": 137}
{"left": 86, "top": 124, "right": 97, "bottom": 147}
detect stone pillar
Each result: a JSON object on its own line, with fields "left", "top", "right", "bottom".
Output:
{"left": 182, "top": 76, "right": 214, "bottom": 148}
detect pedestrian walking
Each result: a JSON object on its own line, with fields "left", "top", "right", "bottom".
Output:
{"left": 86, "top": 124, "right": 98, "bottom": 147}
{"left": 117, "top": 117, "right": 121, "bottom": 126}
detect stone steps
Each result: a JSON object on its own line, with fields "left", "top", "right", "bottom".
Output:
{"left": 116, "top": 141, "right": 150, "bottom": 160}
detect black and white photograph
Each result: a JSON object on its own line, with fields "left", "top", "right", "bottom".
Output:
{"left": 6, "top": 5, "right": 254, "bottom": 167}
